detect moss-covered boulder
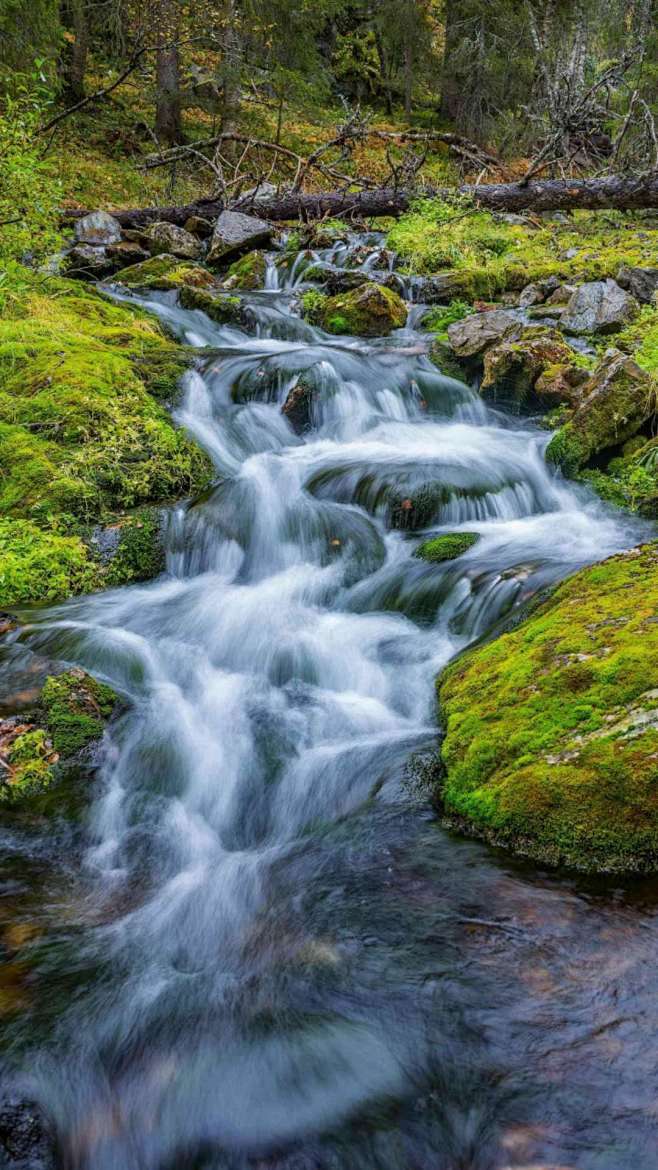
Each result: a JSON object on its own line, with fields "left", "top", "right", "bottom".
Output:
{"left": 0, "top": 669, "right": 118, "bottom": 807}
{"left": 546, "top": 350, "right": 656, "bottom": 476}
{"left": 0, "top": 269, "right": 213, "bottom": 605}
{"left": 91, "top": 508, "right": 166, "bottom": 588}
{"left": 447, "top": 310, "right": 521, "bottom": 359}
{"left": 222, "top": 250, "right": 267, "bottom": 290}
{"left": 320, "top": 283, "right": 407, "bottom": 337}
{"left": 116, "top": 255, "right": 216, "bottom": 291}
{"left": 416, "top": 532, "right": 480, "bottom": 563}
{"left": 178, "top": 286, "right": 246, "bottom": 325}
{"left": 481, "top": 328, "right": 589, "bottom": 411}
{"left": 437, "top": 542, "right": 658, "bottom": 873}
{"left": 143, "top": 222, "right": 202, "bottom": 261}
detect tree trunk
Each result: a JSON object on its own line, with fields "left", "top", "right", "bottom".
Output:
{"left": 440, "top": 0, "right": 461, "bottom": 121}
{"left": 61, "top": 0, "right": 89, "bottom": 102}
{"left": 155, "top": 0, "right": 182, "bottom": 146}
{"left": 220, "top": 0, "right": 242, "bottom": 133}
{"left": 65, "top": 174, "right": 658, "bottom": 228}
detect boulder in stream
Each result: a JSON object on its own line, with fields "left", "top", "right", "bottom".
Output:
{"left": 179, "top": 285, "right": 247, "bottom": 325}
{"left": 437, "top": 541, "right": 658, "bottom": 873}
{"left": 546, "top": 350, "right": 656, "bottom": 475}
{"left": 116, "top": 255, "right": 216, "bottom": 291}
{"left": 415, "top": 532, "right": 480, "bottom": 563}
{"left": 0, "top": 1096, "right": 57, "bottom": 1169}
{"left": 560, "top": 278, "right": 639, "bottom": 335}
{"left": 320, "top": 282, "right": 407, "bottom": 337}
{"left": 207, "top": 210, "right": 273, "bottom": 265}
{"left": 221, "top": 250, "right": 268, "bottom": 290}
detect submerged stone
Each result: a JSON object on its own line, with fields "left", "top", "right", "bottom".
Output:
{"left": 437, "top": 542, "right": 658, "bottom": 873}
{"left": 178, "top": 285, "right": 246, "bottom": 324}
{"left": 320, "top": 282, "right": 407, "bottom": 337}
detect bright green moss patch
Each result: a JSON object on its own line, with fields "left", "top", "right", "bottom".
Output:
{"left": 5, "top": 730, "right": 55, "bottom": 799}
{"left": 320, "top": 282, "right": 407, "bottom": 337}
{"left": 42, "top": 670, "right": 117, "bottom": 758}
{"left": 0, "top": 268, "right": 212, "bottom": 604}
{"left": 437, "top": 543, "right": 658, "bottom": 873}
{"left": 0, "top": 519, "right": 99, "bottom": 605}
{"left": 388, "top": 201, "right": 658, "bottom": 296}
{"left": 421, "top": 300, "right": 472, "bottom": 337}
{"left": 116, "top": 256, "right": 216, "bottom": 291}
{"left": 416, "top": 532, "right": 480, "bottom": 563}
{"left": 300, "top": 289, "right": 328, "bottom": 325}
{"left": 225, "top": 250, "right": 267, "bottom": 289}
{"left": 102, "top": 509, "right": 166, "bottom": 587}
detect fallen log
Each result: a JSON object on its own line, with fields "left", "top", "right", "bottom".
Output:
{"left": 63, "top": 174, "right": 658, "bottom": 228}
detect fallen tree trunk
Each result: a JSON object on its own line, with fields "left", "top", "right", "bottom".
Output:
{"left": 64, "top": 174, "right": 658, "bottom": 228}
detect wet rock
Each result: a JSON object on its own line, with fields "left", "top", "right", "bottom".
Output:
{"left": 221, "top": 250, "right": 267, "bottom": 290}
{"left": 560, "top": 279, "right": 640, "bottom": 335}
{"left": 282, "top": 373, "right": 316, "bottom": 433}
{"left": 437, "top": 542, "right": 658, "bottom": 873}
{"left": 427, "top": 339, "right": 468, "bottom": 383}
{"left": 0, "top": 1096, "right": 56, "bottom": 1169}
{"left": 144, "top": 221, "right": 202, "bottom": 260}
{"left": 415, "top": 532, "right": 480, "bottom": 563}
{"left": 90, "top": 508, "right": 166, "bottom": 586}
{"left": 534, "top": 361, "right": 590, "bottom": 408}
{"left": 116, "top": 255, "right": 216, "bottom": 291}
{"left": 320, "top": 282, "right": 407, "bottom": 337}
{"left": 321, "top": 269, "right": 371, "bottom": 295}
{"left": 179, "top": 285, "right": 247, "bottom": 325}
{"left": 447, "top": 310, "right": 521, "bottom": 359}
{"left": 546, "top": 350, "right": 656, "bottom": 475}
{"left": 207, "top": 210, "right": 273, "bottom": 265}
{"left": 616, "top": 264, "right": 658, "bottom": 305}
{"left": 64, "top": 243, "right": 114, "bottom": 279}
{"left": 386, "top": 271, "right": 471, "bottom": 304}
{"left": 389, "top": 484, "right": 447, "bottom": 530}
{"left": 74, "top": 209, "right": 121, "bottom": 246}
{"left": 481, "top": 328, "right": 586, "bottom": 411}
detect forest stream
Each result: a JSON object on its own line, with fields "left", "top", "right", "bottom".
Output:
{"left": 2, "top": 232, "right": 658, "bottom": 1170}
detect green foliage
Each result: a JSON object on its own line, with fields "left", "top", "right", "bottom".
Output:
{"left": 421, "top": 300, "right": 471, "bottom": 335}
{"left": 5, "top": 729, "right": 53, "bottom": 797}
{"left": 0, "top": 89, "right": 62, "bottom": 264}
{"left": 438, "top": 543, "right": 658, "bottom": 872}
{"left": 300, "top": 289, "right": 328, "bottom": 324}
{"left": 415, "top": 532, "right": 480, "bottom": 563}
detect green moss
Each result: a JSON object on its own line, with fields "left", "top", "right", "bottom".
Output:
{"left": 0, "top": 269, "right": 213, "bottom": 604}
{"left": 5, "top": 730, "right": 54, "bottom": 799}
{"left": 102, "top": 508, "right": 165, "bottom": 587}
{"left": 0, "top": 518, "right": 99, "bottom": 605}
{"left": 416, "top": 532, "right": 480, "bottom": 563}
{"left": 437, "top": 542, "right": 658, "bottom": 873}
{"left": 421, "top": 300, "right": 472, "bottom": 335}
{"left": 320, "top": 283, "right": 407, "bottom": 337}
{"left": 388, "top": 202, "right": 658, "bottom": 297}
{"left": 225, "top": 250, "right": 267, "bottom": 289}
{"left": 42, "top": 670, "right": 117, "bottom": 758}
{"left": 116, "top": 256, "right": 216, "bottom": 291}
{"left": 178, "top": 286, "right": 244, "bottom": 324}
{"left": 300, "top": 289, "right": 328, "bottom": 324}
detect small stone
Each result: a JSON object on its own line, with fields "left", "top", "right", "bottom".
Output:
{"left": 64, "top": 243, "right": 114, "bottom": 279}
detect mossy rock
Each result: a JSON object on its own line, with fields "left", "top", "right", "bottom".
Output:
{"left": 116, "top": 255, "right": 216, "bottom": 291}
{"left": 178, "top": 286, "right": 246, "bottom": 325}
{"left": 320, "top": 282, "right": 407, "bottom": 337}
{"left": 300, "top": 289, "right": 328, "bottom": 326}
{"left": 416, "top": 532, "right": 480, "bottom": 563}
{"left": 437, "top": 542, "right": 658, "bottom": 873}
{"left": 546, "top": 350, "right": 656, "bottom": 476}
{"left": 481, "top": 329, "right": 586, "bottom": 412}
{"left": 93, "top": 507, "right": 166, "bottom": 587}
{"left": 222, "top": 250, "right": 267, "bottom": 290}
{"left": 0, "top": 268, "right": 213, "bottom": 604}
{"left": 0, "top": 669, "right": 118, "bottom": 807}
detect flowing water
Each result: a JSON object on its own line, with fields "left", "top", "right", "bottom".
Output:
{"left": 1, "top": 234, "right": 658, "bottom": 1170}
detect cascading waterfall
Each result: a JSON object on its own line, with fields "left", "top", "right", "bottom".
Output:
{"left": 1, "top": 233, "right": 657, "bottom": 1170}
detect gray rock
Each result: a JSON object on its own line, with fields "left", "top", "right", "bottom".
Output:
{"left": 144, "top": 221, "right": 202, "bottom": 260}
{"left": 519, "top": 283, "right": 546, "bottom": 308}
{"left": 64, "top": 243, "right": 114, "bottom": 279}
{"left": 560, "top": 279, "right": 639, "bottom": 335}
{"left": 546, "top": 283, "right": 576, "bottom": 305}
{"left": 106, "top": 240, "right": 150, "bottom": 267}
{"left": 616, "top": 265, "right": 658, "bottom": 305}
{"left": 183, "top": 215, "right": 214, "bottom": 238}
{"left": 207, "top": 210, "right": 273, "bottom": 265}
{"left": 0, "top": 1096, "right": 56, "bottom": 1169}
{"left": 447, "top": 310, "right": 521, "bottom": 358}
{"left": 74, "top": 210, "right": 122, "bottom": 246}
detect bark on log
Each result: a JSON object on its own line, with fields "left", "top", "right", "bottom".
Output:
{"left": 63, "top": 174, "right": 658, "bottom": 228}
